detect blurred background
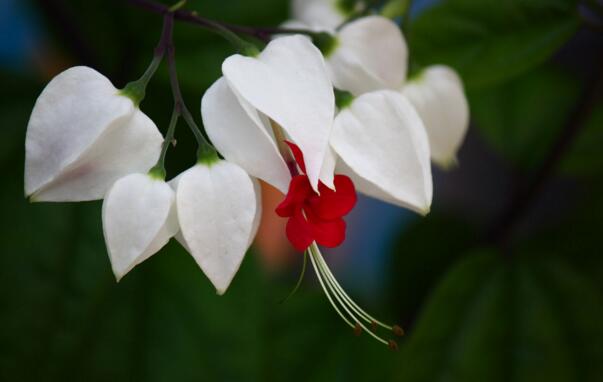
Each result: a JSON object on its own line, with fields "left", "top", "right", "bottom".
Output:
{"left": 1, "top": 0, "right": 602, "bottom": 380}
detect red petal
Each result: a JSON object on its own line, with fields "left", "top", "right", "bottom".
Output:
{"left": 309, "top": 216, "right": 346, "bottom": 248}
{"left": 275, "top": 175, "right": 312, "bottom": 217}
{"left": 286, "top": 211, "right": 315, "bottom": 251}
{"left": 309, "top": 175, "right": 357, "bottom": 220}
{"left": 285, "top": 141, "right": 306, "bottom": 174}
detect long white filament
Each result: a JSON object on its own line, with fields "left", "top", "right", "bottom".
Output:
{"left": 308, "top": 243, "right": 392, "bottom": 346}
{"left": 312, "top": 243, "right": 394, "bottom": 330}
{"left": 308, "top": 248, "right": 355, "bottom": 328}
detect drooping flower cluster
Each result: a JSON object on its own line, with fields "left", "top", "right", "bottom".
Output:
{"left": 24, "top": 0, "right": 469, "bottom": 347}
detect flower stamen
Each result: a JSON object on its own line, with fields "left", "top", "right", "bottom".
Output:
{"left": 308, "top": 243, "right": 402, "bottom": 348}
{"left": 314, "top": 243, "right": 393, "bottom": 330}
{"left": 308, "top": 248, "right": 356, "bottom": 329}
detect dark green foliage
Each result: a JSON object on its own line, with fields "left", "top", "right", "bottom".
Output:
{"left": 408, "top": 0, "right": 581, "bottom": 89}
{"left": 396, "top": 251, "right": 603, "bottom": 382}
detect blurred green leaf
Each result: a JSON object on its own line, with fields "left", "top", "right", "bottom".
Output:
{"left": 408, "top": 0, "right": 581, "bottom": 89}
{"left": 519, "top": 179, "right": 603, "bottom": 290}
{"left": 469, "top": 65, "right": 582, "bottom": 169}
{"left": 382, "top": 0, "right": 411, "bottom": 18}
{"left": 561, "top": 101, "right": 603, "bottom": 177}
{"left": 396, "top": 250, "right": 603, "bottom": 382}
{"left": 388, "top": 214, "right": 476, "bottom": 326}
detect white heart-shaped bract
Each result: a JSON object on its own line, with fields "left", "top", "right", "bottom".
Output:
{"left": 202, "top": 77, "right": 291, "bottom": 194}
{"left": 30, "top": 111, "right": 162, "bottom": 201}
{"left": 291, "top": 0, "right": 348, "bottom": 30}
{"left": 331, "top": 90, "right": 433, "bottom": 214}
{"left": 102, "top": 173, "right": 178, "bottom": 281}
{"left": 402, "top": 65, "right": 470, "bottom": 168}
{"left": 327, "top": 16, "right": 408, "bottom": 96}
{"left": 172, "top": 161, "right": 259, "bottom": 295}
{"left": 25, "top": 66, "right": 162, "bottom": 201}
{"left": 222, "top": 35, "right": 335, "bottom": 192}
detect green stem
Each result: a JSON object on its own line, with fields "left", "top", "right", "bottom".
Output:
{"left": 149, "top": 106, "right": 180, "bottom": 180}
{"left": 120, "top": 52, "right": 163, "bottom": 106}
{"left": 202, "top": 18, "right": 260, "bottom": 56}
{"left": 161, "top": 12, "right": 218, "bottom": 164}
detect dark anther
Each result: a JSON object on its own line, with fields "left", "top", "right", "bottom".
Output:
{"left": 353, "top": 323, "right": 362, "bottom": 336}
{"left": 388, "top": 340, "right": 399, "bottom": 351}
{"left": 392, "top": 325, "right": 405, "bottom": 337}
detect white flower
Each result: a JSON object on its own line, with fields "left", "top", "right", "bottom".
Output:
{"left": 24, "top": 66, "right": 163, "bottom": 202}
{"left": 286, "top": 10, "right": 470, "bottom": 167}
{"left": 170, "top": 160, "right": 261, "bottom": 295}
{"left": 204, "top": 35, "right": 335, "bottom": 192}
{"left": 402, "top": 66, "right": 470, "bottom": 167}
{"left": 331, "top": 90, "right": 433, "bottom": 214}
{"left": 291, "top": 0, "right": 362, "bottom": 30}
{"left": 102, "top": 173, "right": 178, "bottom": 281}
{"left": 325, "top": 16, "right": 408, "bottom": 96}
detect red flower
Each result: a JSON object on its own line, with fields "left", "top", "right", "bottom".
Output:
{"left": 276, "top": 142, "right": 357, "bottom": 251}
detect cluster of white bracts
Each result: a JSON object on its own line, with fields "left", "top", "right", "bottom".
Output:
{"left": 24, "top": 1, "right": 469, "bottom": 295}
{"left": 24, "top": 66, "right": 261, "bottom": 294}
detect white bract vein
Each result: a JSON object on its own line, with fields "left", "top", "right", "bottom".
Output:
{"left": 25, "top": 66, "right": 163, "bottom": 201}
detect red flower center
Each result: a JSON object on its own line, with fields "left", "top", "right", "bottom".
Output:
{"left": 276, "top": 142, "right": 357, "bottom": 251}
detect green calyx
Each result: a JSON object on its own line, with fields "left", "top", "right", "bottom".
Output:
{"left": 119, "top": 80, "right": 146, "bottom": 106}
{"left": 407, "top": 68, "right": 425, "bottom": 83}
{"left": 148, "top": 165, "right": 167, "bottom": 180}
{"left": 241, "top": 42, "right": 261, "bottom": 57}
{"left": 119, "top": 55, "right": 163, "bottom": 106}
{"left": 197, "top": 145, "right": 220, "bottom": 166}
{"left": 312, "top": 32, "right": 339, "bottom": 58}
{"left": 334, "top": 88, "right": 354, "bottom": 109}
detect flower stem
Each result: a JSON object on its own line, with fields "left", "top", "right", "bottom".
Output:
{"left": 159, "top": 12, "right": 218, "bottom": 163}
{"left": 149, "top": 106, "right": 180, "bottom": 180}
{"left": 119, "top": 51, "right": 162, "bottom": 105}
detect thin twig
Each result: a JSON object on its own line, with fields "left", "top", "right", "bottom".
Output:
{"left": 127, "top": 0, "right": 314, "bottom": 41}
{"left": 157, "top": 12, "right": 214, "bottom": 155}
